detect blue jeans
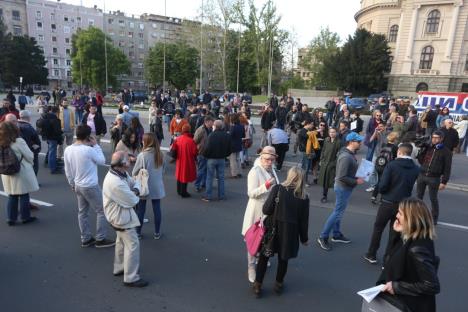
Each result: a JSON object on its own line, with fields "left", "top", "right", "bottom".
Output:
{"left": 205, "top": 158, "right": 225, "bottom": 200}
{"left": 366, "top": 144, "right": 376, "bottom": 162}
{"left": 326, "top": 112, "right": 334, "bottom": 126}
{"left": 136, "top": 199, "right": 161, "bottom": 235}
{"left": 47, "top": 140, "right": 58, "bottom": 172}
{"left": 301, "top": 152, "right": 311, "bottom": 181}
{"left": 7, "top": 194, "right": 30, "bottom": 222}
{"left": 75, "top": 109, "right": 84, "bottom": 125}
{"left": 195, "top": 155, "right": 208, "bottom": 189}
{"left": 320, "top": 185, "right": 353, "bottom": 239}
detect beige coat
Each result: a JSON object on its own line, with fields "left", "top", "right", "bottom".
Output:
{"left": 241, "top": 158, "right": 279, "bottom": 235}
{"left": 1, "top": 138, "right": 39, "bottom": 195}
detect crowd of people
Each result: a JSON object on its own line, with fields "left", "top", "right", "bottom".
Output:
{"left": 1, "top": 89, "right": 454, "bottom": 310}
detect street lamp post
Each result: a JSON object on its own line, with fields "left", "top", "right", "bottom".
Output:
{"left": 163, "top": 0, "right": 167, "bottom": 91}
{"left": 199, "top": 0, "right": 204, "bottom": 95}
{"left": 104, "top": 0, "right": 109, "bottom": 94}
{"left": 19, "top": 76, "right": 23, "bottom": 94}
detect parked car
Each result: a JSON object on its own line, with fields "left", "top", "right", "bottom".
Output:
{"left": 367, "top": 92, "right": 392, "bottom": 104}
{"left": 347, "top": 98, "right": 368, "bottom": 111}
{"left": 132, "top": 90, "right": 148, "bottom": 103}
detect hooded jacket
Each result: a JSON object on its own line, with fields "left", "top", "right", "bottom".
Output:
{"left": 334, "top": 147, "right": 358, "bottom": 189}
{"left": 379, "top": 158, "right": 420, "bottom": 203}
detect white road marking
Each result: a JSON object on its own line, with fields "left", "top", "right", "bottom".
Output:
{"left": 438, "top": 222, "right": 468, "bottom": 231}
{"left": 0, "top": 191, "right": 54, "bottom": 207}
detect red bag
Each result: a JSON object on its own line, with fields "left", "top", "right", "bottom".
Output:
{"left": 245, "top": 219, "right": 265, "bottom": 256}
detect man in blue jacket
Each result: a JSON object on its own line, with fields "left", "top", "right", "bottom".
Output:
{"left": 364, "top": 143, "right": 420, "bottom": 264}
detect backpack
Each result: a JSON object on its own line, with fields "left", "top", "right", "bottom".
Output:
{"left": 0, "top": 146, "right": 22, "bottom": 175}
{"left": 375, "top": 145, "right": 394, "bottom": 173}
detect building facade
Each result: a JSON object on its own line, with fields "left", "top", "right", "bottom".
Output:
{"left": 105, "top": 11, "right": 148, "bottom": 90}
{"left": 355, "top": 0, "right": 468, "bottom": 95}
{"left": 294, "top": 48, "right": 312, "bottom": 82}
{"left": 26, "top": 0, "right": 103, "bottom": 89}
{"left": 0, "top": 0, "right": 28, "bottom": 36}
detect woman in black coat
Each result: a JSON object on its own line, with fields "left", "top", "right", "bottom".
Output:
{"left": 377, "top": 198, "right": 440, "bottom": 312}
{"left": 253, "top": 166, "right": 309, "bottom": 298}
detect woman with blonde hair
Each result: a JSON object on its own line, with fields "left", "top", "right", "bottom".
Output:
{"left": 133, "top": 133, "right": 166, "bottom": 239}
{"left": 252, "top": 166, "right": 309, "bottom": 298}
{"left": 377, "top": 198, "right": 439, "bottom": 312}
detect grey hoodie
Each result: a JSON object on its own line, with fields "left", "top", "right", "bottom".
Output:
{"left": 334, "top": 147, "right": 358, "bottom": 189}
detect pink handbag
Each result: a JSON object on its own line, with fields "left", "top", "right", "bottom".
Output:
{"left": 245, "top": 219, "right": 265, "bottom": 256}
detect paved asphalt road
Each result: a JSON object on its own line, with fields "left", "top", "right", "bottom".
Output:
{"left": 0, "top": 106, "right": 467, "bottom": 311}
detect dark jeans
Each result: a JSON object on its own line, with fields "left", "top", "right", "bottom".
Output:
{"left": 416, "top": 174, "right": 440, "bottom": 223}
{"left": 326, "top": 112, "right": 334, "bottom": 126}
{"left": 136, "top": 199, "right": 161, "bottom": 235}
{"left": 323, "top": 187, "right": 329, "bottom": 198}
{"left": 47, "top": 139, "right": 58, "bottom": 172}
{"left": 176, "top": 181, "right": 188, "bottom": 196}
{"left": 272, "top": 143, "right": 288, "bottom": 170}
{"left": 33, "top": 152, "right": 39, "bottom": 176}
{"left": 195, "top": 155, "right": 208, "bottom": 189}
{"left": 372, "top": 172, "right": 383, "bottom": 198}
{"left": 366, "top": 201, "right": 399, "bottom": 258}
{"left": 7, "top": 194, "right": 31, "bottom": 222}
{"left": 255, "top": 254, "right": 288, "bottom": 284}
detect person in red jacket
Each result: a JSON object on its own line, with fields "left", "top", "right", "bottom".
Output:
{"left": 172, "top": 124, "right": 197, "bottom": 197}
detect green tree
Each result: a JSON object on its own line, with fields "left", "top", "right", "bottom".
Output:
{"left": 71, "top": 27, "right": 130, "bottom": 91}
{"left": 0, "top": 19, "right": 48, "bottom": 88}
{"left": 300, "top": 27, "right": 340, "bottom": 89}
{"left": 145, "top": 41, "right": 199, "bottom": 90}
{"left": 321, "top": 28, "right": 391, "bottom": 94}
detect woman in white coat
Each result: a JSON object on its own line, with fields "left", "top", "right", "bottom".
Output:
{"left": 1, "top": 122, "right": 39, "bottom": 225}
{"left": 132, "top": 133, "right": 165, "bottom": 240}
{"left": 242, "top": 146, "right": 279, "bottom": 283}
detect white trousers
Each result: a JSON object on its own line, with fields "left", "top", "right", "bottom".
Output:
{"left": 113, "top": 228, "right": 141, "bottom": 283}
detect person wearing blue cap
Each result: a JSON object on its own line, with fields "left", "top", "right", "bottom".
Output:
{"left": 317, "top": 131, "right": 365, "bottom": 251}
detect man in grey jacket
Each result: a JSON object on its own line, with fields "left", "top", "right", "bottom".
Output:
{"left": 103, "top": 151, "right": 148, "bottom": 288}
{"left": 317, "top": 132, "right": 365, "bottom": 251}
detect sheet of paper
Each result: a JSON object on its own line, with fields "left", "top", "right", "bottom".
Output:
{"left": 351, "top": 120, "right": 357, "bottom": 130}
{"left": 357, "top": 284, "right": 385, "bottom": 303}
{"left": 356, "top": 159, "right": 375, "bottom": 182}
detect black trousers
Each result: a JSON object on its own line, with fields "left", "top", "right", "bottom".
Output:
{"left": 255, "top": 254, "right": 288, "bottom": 284}
{"left": 176, "top": 181, "right": 188, "bottom": 196}
{"left": 372, "top": 171, "right": 383, "bottom": 198}
{"left": 272, "top": 143, "right": 289, "bottom": 170}
{"left": 367, "top": 201, "right": 399, "bottom": 258}
{"left": 416, "top": 174, "right": 440, "bottom": 223}
{"left": 323, "top": 187, "right": 329, "bottom": 198}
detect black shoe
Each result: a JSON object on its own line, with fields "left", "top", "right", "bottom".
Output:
{"left": 22, "top": 217, "right": 38, "bottom": 224}
{"left": 331, "top": 235, "right": 351, "bottom": 244}
{"left": 95, "top": 239, "right": 116, "bottom": 248}
{"left": 81, "top": 237, "right": 96, "bottom": 247}
{"left": 317, "top": 237, "right": 331, "bottom": 251}
{"left": 313, "top": 178, "right": 318, "bottom": 184}
{"left": 124, "top": 279, "right": 148, "bottom": 288}
{"left": 274, "top": 282, "right": 283, "bottom": 295}
{"left": 236, "top": 174, "right": 242, "bottom": 178}
{"left": 320, "top": 197, "right": 327, "bottom": 203}
{"left": 113, "top": 271, "right": 124, "bottom": 276}
{"left": 364, "top": 254, "right": 378, "bottom": 264}
{"left": 181, "top": 193, "right": 191, "bottom": 198}
{"left": 50, "top": 169, "right": 63, "bottom": 174}
{"left": 7, "top": 220, "right": 16, "bottom": 226}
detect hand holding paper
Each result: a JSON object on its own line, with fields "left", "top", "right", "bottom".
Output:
{"left": 356, "top": 159, "right": 375, "bottom": 182}
{"left": 357, "top": 284, "right": 385, "bottom": 303}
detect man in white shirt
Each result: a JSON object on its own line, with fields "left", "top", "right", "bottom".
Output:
{"left": 267, "top": 126, "right": 290, "bottom": 170}
{"left": 64, "top": 124, "right": 114, "bottom": 248}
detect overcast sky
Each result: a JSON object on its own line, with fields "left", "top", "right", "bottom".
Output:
{"left": 60, "top": 0, "right": 361, "bottom": 47}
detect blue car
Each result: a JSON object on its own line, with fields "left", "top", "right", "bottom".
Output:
{"left": 347, "top": 98, "right": 368, "bottom": 111}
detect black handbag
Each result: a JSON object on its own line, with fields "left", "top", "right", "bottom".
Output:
{"left": 260, "top": 186, "right": 281, "bottom": 257}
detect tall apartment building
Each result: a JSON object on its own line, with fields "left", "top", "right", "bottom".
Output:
{"left": 356, "top": 0, "right": 468, "bottom": 95}
{"left": 0, "top": 0, "right": 28, "bottom": 36}
{"left": 105, "top": 11, "right": 148, "bottom": 90}
{"left": 26, "top": 0, "right": 103, "bottom": 89}
{"left": 294, "top": 48, "right": 312, "bottom": 82}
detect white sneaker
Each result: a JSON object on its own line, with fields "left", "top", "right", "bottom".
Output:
{"left": 365, "top": 187, "right": 375, "bottom": 192}
{"left": 248, "top": 266, "right": 256, "bottom": 283}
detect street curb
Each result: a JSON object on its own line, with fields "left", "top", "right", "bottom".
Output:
{"left": 281, "top": 161, "right": 468, "bottom": 193}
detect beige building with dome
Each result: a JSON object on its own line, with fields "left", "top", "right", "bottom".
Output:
{"left": 355, "top": 0, "right": 468, "bottom": 95}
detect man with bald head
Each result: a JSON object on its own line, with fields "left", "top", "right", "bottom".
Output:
{"left": 201, "top": 119, "right": 232, "bottom": 202}
{"left": 102, "top": 151, "right": 148, "bottom": 287}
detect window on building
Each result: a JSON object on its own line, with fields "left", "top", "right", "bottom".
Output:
{"left": 119, "top": 20, "right": 125, "bottom": 27}
{"left": 426, "top": 10, "right": 440, "bottom": 34}
{"left": 152, "top": 23, "right": 157, "bottom": 29}
{"left": 0, "top": 9, "right": 3, "bottom": 19}
{"left": 66, "top": 49, "right": 70, "bottom": 55}
{"left": 128, "top": 32, "right": 134, "bottom": 38}
{"left": 119, "top": 30, "right": 125, "bottom": 37}
{"left": 64, "top": 16, "right": 68, "bottom": 22}
{"left": 12, "top": 10, "right": 20, "bottom": 21}
{"left": 13, "top": 25, "right": 22, "bottom": 36}
{"left": 139, "top": 23, "right": 144, "bottom": 30}
{"left": 139, "top": 53, "right": 144, "bottom": 60}
{"left": 64, "top": 26, "right": 70, "bottom": 34}
{"left": 36, "top": 11, "right": 42, "bottom": 19}
{"left": 419, "top": 46, "right": 434, "bottom": 69}
{"left": 388, "top": 25, "right": 398, "bottom": 42}
{"left": 67, "top": 70, "right": 71, "bottom": 77}
{"left": 77, "top": 16, "right": 81, "bottom": 22}
{"left": 108, "top": 18, "right": 113, "bottom": 24}
{"left": 139, "top": 43, "right": 144, "bottom": 49}
{"left": 52, "top": 36, "right": 57, "bottom": 42}
{"left": 129, "top": 51, "right": 134, "bottom": 58}
{"left": 118, "top": 41, "right": 125, "bottom": 47}
{"left": 129, "top": 22, "right": 134, "bottom": 28}
{"left": 66, "top": 60, "right": 71, "bottom": 66}
{"left": 88, "top": 19, "right": 94, "bottom": 26}
{"left": 53, "top": 47, "right": 58, "bottom": 54}
{"left": 465, "top": 56, "right": 468, "bottom": 71}
{"left": 37, "top": 21, "right": 43, "bottom": 29}
{"left": 50, "top": 12, "right": 55, "bottom": 20}
{"left": 54, "top": 69, "right": 60, "bottom": 76}
{"left": 53, "top": 59, "right": 58, "bottom": 65}
{"left": 138, "top": 33, "right": 144, "bottom": 39}
{"left": 416, "top": 82, "right": 429, "bottom": 92}
{"left": 65, "top": 37, "right": 70, "bottom": 44}
{"left": 51, "top": 24, "right": 56, "bottom": 30}
{"left": 38, "top": 34, "right": 44, "bottom": 41}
